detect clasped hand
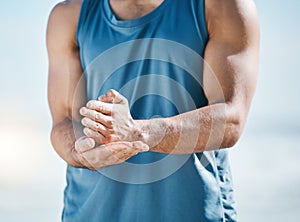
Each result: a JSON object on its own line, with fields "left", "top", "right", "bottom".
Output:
{"left": 74, "top": 89, "right": 149, "bottom": 170}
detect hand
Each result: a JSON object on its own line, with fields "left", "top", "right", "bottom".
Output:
{"left": 80, "top": 89, "right": 143, "bottom": 144}
{"left": 74, "top": 136, "right": 149, "bottom": 170}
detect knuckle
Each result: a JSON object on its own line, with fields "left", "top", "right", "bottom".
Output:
{"left": 95, "top": 113, "right": 101, "bottom": 121}
{"left": 108, "top": 128, "right": 115, "bottom": 135}
{"left": 95, "top": 123, "right": 100, "bottom": 130}
{"left": 90, "top": 111, "right": 96, "bottom": 120}
{"left": 131, "top": 142, "right": 137, "bottom": 149}
{"left": 94, "top": 131, "right": 101, "bottom": 139}
{"left": 109, "top": 89, "right": 115, "bottom": 95}
{"left": 106, "top": 135, "right": 112, "bottom": 143}
{"left": 87, "top": 129, "right": 94, "bottom": 136}
{"left": 88, "top": 130, "right": 95, "bottom": 138}
{"left": 107, "top": 119, "right": 113, "bottom": 125}
{"left": 103, "top": 137, "right": 110, "bottom": 144}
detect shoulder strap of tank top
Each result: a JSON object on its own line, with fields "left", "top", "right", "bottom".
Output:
{"left": 195, "top": 0, "right": 209, "bottom": 44}
{"left": 76, "top": 0, "right": 94, "bottom": 46}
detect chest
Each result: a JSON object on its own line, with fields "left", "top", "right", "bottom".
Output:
{"left": 78, "top": 0, "right": 208, "bottom": 69}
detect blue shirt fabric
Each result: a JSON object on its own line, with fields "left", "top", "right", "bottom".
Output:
{"left": 62, "top": 0, "right": 237, "bottom": 221}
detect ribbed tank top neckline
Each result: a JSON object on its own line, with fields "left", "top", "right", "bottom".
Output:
{"left": 102, "top": 0, "right": 171, "bottom": 28}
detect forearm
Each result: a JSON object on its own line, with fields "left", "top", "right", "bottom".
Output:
{"left": 51, "top": 118, "right": 84, "bottom": 167}
{"left": 136, "top": 103, "right": 243, "bottom": 154}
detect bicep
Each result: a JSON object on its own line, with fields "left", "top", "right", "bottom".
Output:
{"left": 203, "top": 0, "right": 260, "bottom": 115}
{"left": 46, "top": 2, "right": 84, "bottom": 126}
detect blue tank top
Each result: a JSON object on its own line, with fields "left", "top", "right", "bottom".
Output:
{"left": 62, "top": 0, "right": 237, "bottom": 221}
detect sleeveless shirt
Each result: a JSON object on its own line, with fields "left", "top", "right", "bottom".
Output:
{"left": 62, "top": 0, "right": 237, "bottom": 221}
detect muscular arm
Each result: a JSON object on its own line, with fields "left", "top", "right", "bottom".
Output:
{"left": 81, "top": 0, "right": 260, "bottom": 154}
{"left": 47, "top": 1, "right": 149, "bottom": 170}
{"left": 142, "top": 0, "right": 260, "bottom": 153}
{"left": 47, "top": 0, "right": 87, "bottom": 167}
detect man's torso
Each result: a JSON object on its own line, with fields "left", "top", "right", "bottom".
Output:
{"left": 62, "top": 0, "right": 237, "bottom": 221}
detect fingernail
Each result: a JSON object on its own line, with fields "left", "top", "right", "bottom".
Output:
{"left": 87, "top": 102, "right": 93, "bottom": 109}
{"left": 83, "top": 127, "right": 89, "bottom": 135}
{"left": 80, "top": 108, "right": 86, "bottom": 115}
{"left": 86, "top": 138, "right": 95, "bottom": 148}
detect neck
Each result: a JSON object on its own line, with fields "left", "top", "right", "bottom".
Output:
{"left": 109, "top": 0, "right": 164, "bottom": 20}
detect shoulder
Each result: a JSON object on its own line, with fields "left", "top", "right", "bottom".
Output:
{"left": 205, "top": 0, "right": 259, "bottom": 46}
{"left": 49, "top": 0, "right": 82, "bottom": 18}
{"left": 46, "top": 0, "right": 82, "bottom": 49}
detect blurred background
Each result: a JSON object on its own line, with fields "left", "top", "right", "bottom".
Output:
{"left": 0, "top": 0, "right": 299, "bottom": 221}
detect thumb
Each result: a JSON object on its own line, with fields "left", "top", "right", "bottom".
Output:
{"left": 98, "top": 89, "right": 127, "bottom": 104}
{"left": 75, "top": 136, "right": 95, "bottom": 154}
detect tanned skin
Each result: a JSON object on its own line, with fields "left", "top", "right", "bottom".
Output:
{"left": 47, "top": 0, "right": 150, "bottom": 170}
{"left": 47, "top": 0, "right": 259, "bottom": 170}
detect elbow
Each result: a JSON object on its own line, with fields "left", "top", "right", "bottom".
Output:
{"left": 220, "top": 101, "right": 248, "bottom": 149}
{"left": 224, "top": 124, "right": 242, "bottom": 148}
{"left": 50, "top": 122, "right": 83, "bottom": 168}
{"left": 222, "top": 115, "right": 245, "bottom": 149}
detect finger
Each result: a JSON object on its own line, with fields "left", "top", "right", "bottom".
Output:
{"left": 131, "top": 141, "right": 150, "bottom": 152}
{"left": 99, "top": 89, "right": 127, "bottom": 104}
{"left": 102, "top": 144, "right": 136, "bottom": 165}
{"left": 77, "top": 153, "right": 96, "bottom": 170}
{"left": 85, "top": 100, "right": 112, "bottom": 115}
{"left": 99, "top": 141, "right": 149, "bottom": 153}
{"left": 75, "top": 136, "right": 95, "bottom": 154}
{"left": 81, "top": 117, "right": 111, "bottom": 135}
{"left": 98, "top": 90, "right": 114, "bottom": 103}
{"left": 81, "top": 145, "right": 112, "bottom": 170}
{"left": 81, "top": 141, "right": 149, "bottom": 170}
{"left": 105, "top": 141, "right": 149, "bottom": 163}
{"left": 83, "top": 127, "right": 105, "bottom": 144}
{"left": 80, "top": 109, "right": 113, "bottom": 128}
{"left": 107, "top": 141, "right": 149, "bottom": 163}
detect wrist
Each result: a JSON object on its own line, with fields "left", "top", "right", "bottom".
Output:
{"left": 133, "top": 118, "right": 169, "bottom": 149}
{"left": 131, "top": 119, "right": 149, "bottom": 143}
